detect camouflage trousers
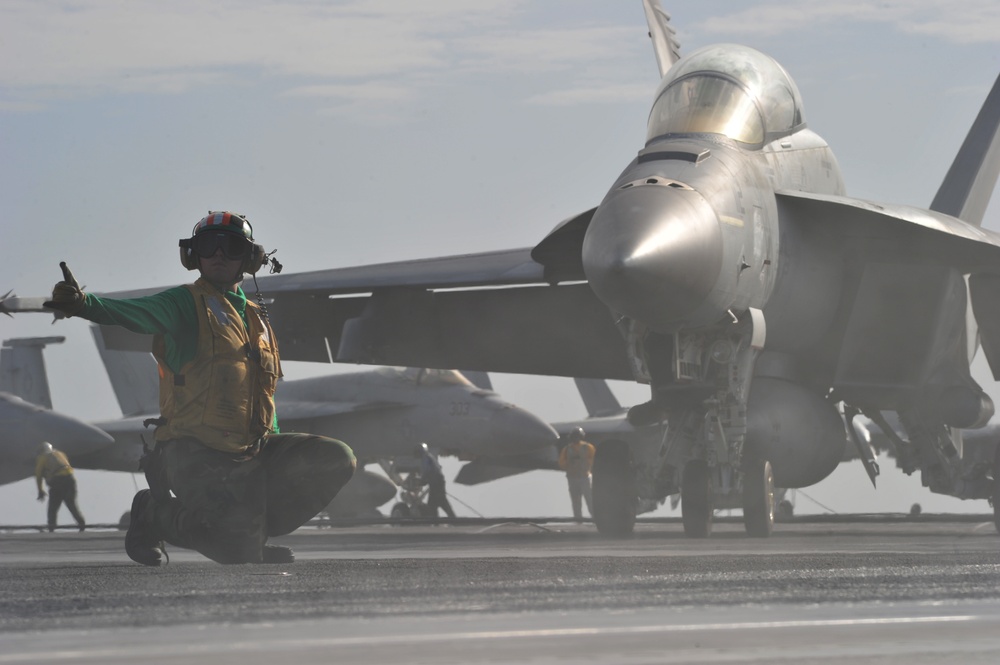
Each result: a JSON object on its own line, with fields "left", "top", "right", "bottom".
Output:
{"left": 146, "top": 433, "right": 355, "bottom": 564}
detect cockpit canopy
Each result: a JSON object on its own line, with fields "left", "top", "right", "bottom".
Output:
{"left": 646, "top": 44, "right": 805, "bottom": 147}
{"left": 377, "top": 367, "right": 473, "bottom": 387}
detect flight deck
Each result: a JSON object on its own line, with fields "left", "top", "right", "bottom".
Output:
{"left": 2, "top": 517, "right": 999, "bottom": 665}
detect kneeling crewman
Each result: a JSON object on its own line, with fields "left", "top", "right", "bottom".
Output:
{"left": 45, "top": 211, "right": 356, "bottom": 565}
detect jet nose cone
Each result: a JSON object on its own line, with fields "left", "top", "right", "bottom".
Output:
{"left": 30, "top": 407, "right": 115, "bottom": 452}
{"left": 582, "top": 180, "right": 723, "bottom": 331}
{"left": 489, "top": 405, "right": 560, "bottom": 455}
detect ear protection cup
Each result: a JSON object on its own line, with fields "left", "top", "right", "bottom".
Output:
{"left": 243, "top": 243, "right": 267, "bottom": 275}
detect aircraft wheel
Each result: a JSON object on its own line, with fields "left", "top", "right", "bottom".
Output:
{"left": 592, "top": 440, "right": 637, "bottom": 538}
{"left": 993, "top": 443, "right": 1000, "bottom": 535}
{"left": 776, "top": 499, "right": 794, "bottom": 521}
{"left": 118, "top": 510, "right": 131, "bottom": 531}
{"left": 681, "top": 460, "right": 713, "bottom": 538}
{"left": 743, "top": 458, "right": 775, "bottom": 538}
{"left": 390, "top": 502, "right": 412, "bottom": 519}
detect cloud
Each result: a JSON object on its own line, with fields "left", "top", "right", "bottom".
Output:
{"left": 0, "top": 0, "right": 653, "bottom": 117}
{"left": 526, "top": 83, "right": 651, "bottom": 107}
{"left": 696, "top": 0, "right": 1000, "bottom": 44}
{"left": 0, "top": 1, "right": 519, "bottom": 97}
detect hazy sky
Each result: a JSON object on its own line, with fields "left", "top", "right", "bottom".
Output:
{"left": 2, "top": 1, "right": 999, "bottom": 526}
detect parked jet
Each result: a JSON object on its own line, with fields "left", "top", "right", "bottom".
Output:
{"left": 0, "top": 337, "right": 116, "bottom": 485}
{"left": 0, "top": 392, "right": 115, "bottom": 486}
{"left": 8, "top": 2, "right": 1000, "bottom": 537}
{"left": 0, "top": 330, "right": 557, "bottom": 517}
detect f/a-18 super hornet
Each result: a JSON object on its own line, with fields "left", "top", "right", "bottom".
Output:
{"left": 7, "top": 2, "right": 1000, "bottom": 536}
{"left": 0, "top": 330, "right": 557, "bottom": 518}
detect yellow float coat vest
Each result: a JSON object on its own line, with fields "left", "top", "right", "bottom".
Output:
{"left": 153, "top": 279, "right": 281, "bottom": 453}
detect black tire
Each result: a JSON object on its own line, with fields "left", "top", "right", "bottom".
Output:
{"left": 743, "top": 458, "right": 775, "bottom": 538}
{"left": 681, "top": 460, "right": 713, "bottom": 538}
{"left": 776, "top": 499, "right": 794, "bottom": 521}
{"left": 993, "top": 444, "right": 1000, "bottom": 535}
{"left": 118, "top": 510, "right": 131, "bottom": 531}
{"left": 592, "top": 440, "right": 637, "bottom": 538}
{"left": 390, "top": 502, "right": 411, "bottom": 519}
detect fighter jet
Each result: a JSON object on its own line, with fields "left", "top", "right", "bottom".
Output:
{"left": 255, "top": 2, "right": 999, "bottom": 538}
{"left": 0, "top": 330, "right": 557, "bottom": 518}
{"left": 0, "top": 337, "right": 115, "bottom": 485}
{"left": 8, "top": 2, "right": 1000, "bottom": 537}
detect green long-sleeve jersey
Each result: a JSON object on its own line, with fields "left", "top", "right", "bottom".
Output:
{"left": 79, "top": 285, "right": 279, "bottom": 431}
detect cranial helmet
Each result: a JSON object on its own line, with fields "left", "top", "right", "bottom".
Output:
{"left": 568, "top": 427, "right": 585, "bottom": 442}
{"left": 178, "top": 211, "right": 268, "bottom": 275}
{"left": 415, "top": 442, "right": 429, "bottom": 456}
{"left": 39, "top": 441, "right": 53, "bottom": 455}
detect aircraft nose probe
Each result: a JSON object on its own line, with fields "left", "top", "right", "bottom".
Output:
{"left": 582, "top": 178, "right": 723, "bottom": 332}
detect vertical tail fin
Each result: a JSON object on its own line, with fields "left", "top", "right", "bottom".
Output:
{"left": 0, "top": 336, "right": 64, "bottom": 408}
{"left": 930, "top": 73, "right": 1000, "bottom": 225}
{"left": 642, "top": 0, "right": 681, "bottom": 78}
{"left": 573, "top": 378, "right": 624, "bottom": 418}
{"left": 459, "top": 370, "right": 493, "bottom": 391}
{"left": 90, "top": 325, "right": 160, "bottom": 417}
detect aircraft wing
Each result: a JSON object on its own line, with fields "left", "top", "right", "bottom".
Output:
{"left": 775, "top": 190, "right": 1000, "bottom": 272}
{"left": 256, "top": 247, "right": 547, "bottom": 295}
{"left": 778, "top": 189, "right": 1000, "bottom": 380}
{"left": 256, "top": 248, "right": 634, "bottom": 379}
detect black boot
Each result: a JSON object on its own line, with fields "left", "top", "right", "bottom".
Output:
{"left": 125, "top": 490, "right": 168, "bottom": 567}
{"left": 262, "top": 544, "right": 294, "bottom": 564}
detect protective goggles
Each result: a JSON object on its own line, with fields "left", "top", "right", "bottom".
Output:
{"left": 190, "top": 232, "right": 251, "bottom": 260}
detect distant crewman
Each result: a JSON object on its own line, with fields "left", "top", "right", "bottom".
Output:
{"left": 34, "top": 442, "right": 86, "bottom": 532}
{"left": 559, "top": 427, "right": 595, "bottom": 521}
{"left": 416, "top": 443, "right": 456, "bottom": 518}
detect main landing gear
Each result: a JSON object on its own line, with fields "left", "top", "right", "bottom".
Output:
{"left": 592, "top": 441, "right": 637, "bottom": 538}
{"left": 681, "top": 460, "right": 712, "bottom": 537}
{"left": 680, "top": 457, "right": 775, "bottom": 538}
{"left": 993, "top": 443, "right": 1000, "bottom": 535}
{"left": 742, "top": 458, "right": 775, "bottom": 538}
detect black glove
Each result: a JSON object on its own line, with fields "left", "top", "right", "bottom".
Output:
{"left": 43, "top": 262, "right": 85, "bottom": 317}
{"left": 37, "top": 490, "right": 46, "bottom": 502}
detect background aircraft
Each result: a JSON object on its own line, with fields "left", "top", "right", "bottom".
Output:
{"left": 0, "top": 330, "right": 559, "bottom": 518}
{"left": 0, "top": 337, "right": 116, "bottom": 486}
